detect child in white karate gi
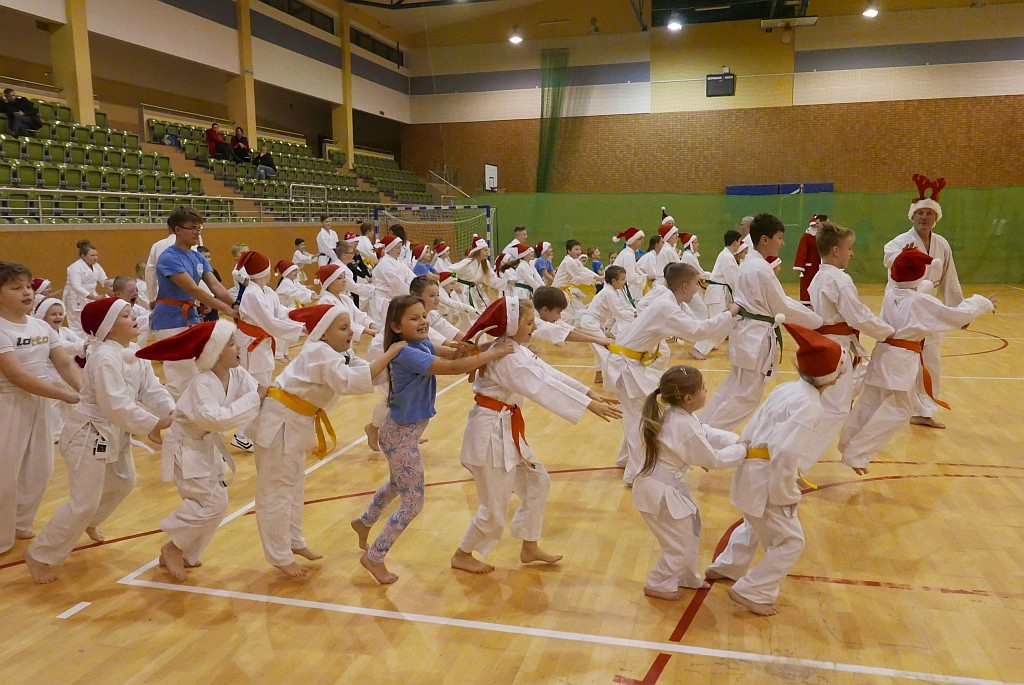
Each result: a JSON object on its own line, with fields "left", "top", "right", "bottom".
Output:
{"left": 706, "top": 324, "right": 846, "bottom": 616}
{"left": 701, "top": 213, "right": 823, "bottom": 430}
{"left": 580, "top": 265, "right": 637, "bottom": 385}
{"left": 33, "top": 297, "right": 87, "bottom": 442}
{"left": 275, "top": 260, "right": 317, "bottom": 309}
{"left": 370, "top": 234, "right": 417, "bottom": 326}
{"left": 611, "top": 227, "right": 650, "bottom": 304}
{"left": 0, "top": 263, "right": 81, "bottom": 556}
{"left": 253, "top": 304, "right": 402, "bottom": 577}
{"left": 451, "top": 297, "right": 621, "bottom": 574}
{"left": 837, "top": 247, "right": 994, "bottom": 474}
{"left": 26, "top": 297, "right": 173, "bottom": 583}
{"left": 633, "top": 366, "right": 746, "bottom": 600}
{"left": 551, "top": 240, "right": 602, "bottom": 325}
{"left": 136, "top": 320, "right": 264, "bottom": 581}
{"left": 608, "top": 263, "right": 739, "bottom": 484}
{"left": 692, "top": 231, "right": 745, "bottom": 359}
{"left": 316, "top": 264, "right": 378, "bottom": 343}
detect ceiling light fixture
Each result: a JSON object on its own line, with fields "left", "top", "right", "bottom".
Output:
{"left": 509, "top": 25, "right": 523, "bottom": 44}
{"left": 863, "top": 2, "right": 879, "bottom": 18}
{"left": 667, "top": 15, "right": 683, "bottom": 31}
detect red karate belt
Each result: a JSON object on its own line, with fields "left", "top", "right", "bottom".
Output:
{"left": 155, "top": 298, "right": 207, "bottom": 328}
{"left": 883, "top": 337, "right": 951, "bottom": 410}
{"left": 235, "top": 318, "right": 276, "bottom": 355}
{"left": 474, "top": 393, "right": 534, "bottom": 467}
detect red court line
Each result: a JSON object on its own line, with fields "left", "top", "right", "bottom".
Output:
{"left": 615, "top": 471, "right": 1017, "bottom": 684}
{"left": 0, "top": 528, "right": 162, "bottom": 570}
{"left": 817, "top": 458, "right": 1024, "bottom": 471}
{"left": 942, "top": 329, "right": 1008, "bottom": 358}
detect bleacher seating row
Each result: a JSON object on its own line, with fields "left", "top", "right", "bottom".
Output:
{"left": 0, "top": 160, "right": 200, "bottom": 195}
{"left": 0, "top": 192, "right": 235, "bottom": 224}
{"left": 1, "top": 135, "right": 170, "bottom": 171}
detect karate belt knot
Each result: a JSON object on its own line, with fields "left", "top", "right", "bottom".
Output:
{"left": 267, "top": 387, "right": 336, "bottom": 457}
{"left": 883, "top": 337, "right": 950, "bottom": 410}
{"left": 235, "top": 318, "right": 276, "bottom": 355}
{"left": 737, "top": 306, "right": 783, "bottom": 352}
{"left": 156, "top": 298, "right": 208, "bottom": 328}
{"left": 608, "top": 344, "right": 661, "bottom": 366}
{"left": 474, "top": 394, "right": 534, "bottom": 467}
{"left": 745, "top": 446, "right": 816, "bottom": 490}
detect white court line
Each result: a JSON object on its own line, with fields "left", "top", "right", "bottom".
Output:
{"left": 56, "top": 601, "right": 91, "bottom": 619}
{"left": 115, "top": 577, "right": 1016, "bottom": 685}
{"left": 118, "top": 377, "right": 467, "bottom": 585}
{"left": 552, "top": 365, "right": 1024, "bottom": 381}
{"left": 115, "top": 376, "right": 1021, "bottom": 685}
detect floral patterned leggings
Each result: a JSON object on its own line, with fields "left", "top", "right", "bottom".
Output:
{"left": 360, "top": 415, "right": 428, "bottom": 563}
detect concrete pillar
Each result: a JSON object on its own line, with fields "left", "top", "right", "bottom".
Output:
{"left": 50, "top": 0, "right": 95, "bottom": 126}
{"left": 227, "top": 0, "right": 257, "bottom": 142}
{"left": 332, "top": 2, "right": 355, "bottom": 170}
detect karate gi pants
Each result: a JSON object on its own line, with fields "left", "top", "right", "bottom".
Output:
{"left": 30, "top": 426, "right": 136, "bottom": 565}
{"left": 161, "top": 466, "right": 229, "bottom": 566}
{"left": 639, "top": 508, "right": 704, "bottom": 592}
{"left": 838, "top": 384, "right": 913, "bottom": 470}
{"left": 254, "top": 426, "right": 308, "bottom": 566}
{"left": 701, "top": 367, "right": 767, "bottom": 431}
{"left": 0, "top": 392, "right": 53, "bottom": 553}
{"left": 616, "top": 391, "right": 646, "bottom": 483}
{"left": 459, "top": 461, "right": 549, "bottom": 556}
{"left": 912, "top": 335, "right": 942, "bottom": 419}
{"left": 692, "top": 298, "right": 728, "bottom": 357}
{"left": 707, "top": 505, "right": 805, "bottom": 604}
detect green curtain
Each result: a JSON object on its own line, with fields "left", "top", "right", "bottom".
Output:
{"left": 536, "top": 48, "right": 570, "bottom": 193}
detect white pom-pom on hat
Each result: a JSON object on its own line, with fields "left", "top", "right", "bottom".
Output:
{"left": 930, "top": 258, "right": 942, "bottom": 272}
{"left": 774, "top": 313, "right": 786, "bottom": 325}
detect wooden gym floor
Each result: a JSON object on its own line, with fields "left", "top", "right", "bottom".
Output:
{"left": 1, "top": 284, "right": 1021, "bottom": 685}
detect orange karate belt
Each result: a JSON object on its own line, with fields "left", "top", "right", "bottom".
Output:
{"left": 474, "top": 394, "right": 534, "bottom": 467}
{"left": 816, "top": 322, "right": 860, "bottom": 338}
{"left": 267, "top": 387, "right": 336, "bottom": 457}
{"left": 883, "top": 337, "right": 951, "bottom": 410}
{"left": 235, "top": 318, "right": 276, "bottom": 355}
{"left": 155, "top": 298, "right": 207, "bottom": 328}
{"left": 745, "top": 446, "right": 817, "bottom": 490}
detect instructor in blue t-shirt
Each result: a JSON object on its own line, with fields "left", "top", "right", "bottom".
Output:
{"left": 151, "top": 205, "right": 238, "bottom": 397}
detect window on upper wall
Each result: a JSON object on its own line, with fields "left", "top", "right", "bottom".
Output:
{"left": 262, "top": 0, "right": 335, "bottom": 35}
{"left": 350, "top": 27, "right": 404, "bottom": 69}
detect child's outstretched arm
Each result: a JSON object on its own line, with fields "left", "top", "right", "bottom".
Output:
{"left": 428, "top": 339, "right": 513, "bottom": 375}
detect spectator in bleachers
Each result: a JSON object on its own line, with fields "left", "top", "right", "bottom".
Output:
{"left": 2, "top": 88, "right": 42, "bottom": 137}
{"left": 253, "top": 145, "right": 277, "bottom": 180}
{"left": 231, "top": 127, "right": 252, "bottom": 162}
{"left": 205, "top": 123, "right": 236, "bottom": 162}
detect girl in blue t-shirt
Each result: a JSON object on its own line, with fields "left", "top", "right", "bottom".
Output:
{"left": 353, "top": 295, "right": 513, "bottom": 585}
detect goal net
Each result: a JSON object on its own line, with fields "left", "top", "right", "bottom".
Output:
{"left": 374, "top": 205, "right": 493, "bottom": 258}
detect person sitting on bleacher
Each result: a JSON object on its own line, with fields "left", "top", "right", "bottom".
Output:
{"left": 231, "top": 127, "right": 251, "bottom": 163}
{"left": 2, "top": 88, "right": 41, "bottom": 137}
{"left": 205, "top": 123, "right": 236, "bottom": 162}
{"left": 253, "top": 145, "right": 276, "bottom": 180}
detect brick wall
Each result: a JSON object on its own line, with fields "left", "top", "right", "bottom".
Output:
{"left": 401, "top": 94, "right": 1024, "bottom": 194}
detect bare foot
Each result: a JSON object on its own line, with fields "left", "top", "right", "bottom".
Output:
{"left": 852, "top": 466, "right": 869, "bottom": 475}
{"left": 419, "top": 437, "right": 429, "bottom": 444}
{"left": 705, "top": 568, "right": 732, "bottom": 581}
{"left": 728, "top": 587, "right": 779, "bottom": 616}
{"left": 644, "top": 586, "right": 681, "bottom": 600}
{"left": 520, "top": 541, "right": 562, "bottom": 565}
{"left": 364, "top": 423, "right": 381, "bottom": 452}
{"left": 593, "top": 372, "right": 604, "bottom": 385}
{"left": 360, "top": 553, "right": 398, "bottom": 584}
{"left": 25, "top": 550, "right": 58, "bottom": 584}
{"left": 910, "top": 416, "right": 946, "bottom": 429}
{"left": 351, "top": 518, "right": 371, "bottom": 551}
{"left": 85, "top": 527, "right": 105, "bottom": 542}
{"left": 292, "top": 546, "right": 323, "bottom": 561}
{"left": 15, "top": 528, "right": 36, "bottom": 540}
{"left": 275, "top": 562, "right": 309, "bottom": 578}
{"left": 451, "top": 549, "right": 495, "bottom": 574}
{"left": 687, "top": 348, "right": 706, "bottom": 361}
{"left": 184, "top": 560, "right": 203, "bottom": 568}
{"left": 159, "top": 542, "right": 187, "bottom": 581}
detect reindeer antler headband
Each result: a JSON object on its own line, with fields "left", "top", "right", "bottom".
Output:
{"left": 908, "top": 173, "right": 946, "bottom": 222}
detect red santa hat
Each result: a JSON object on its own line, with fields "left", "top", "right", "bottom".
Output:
{"left": 678, "top": 232, "right": 697, "bottom": 250}
{"left": 232, "top": 250, "right": 271, "bottom": 281}
{"left": 908, "top": 173, "right": 945, "bottom": 221}
{"left": 734, "top": 241, "right": 749, "bottom": 255}
{"left": 890, "top": 246, "right": 941, "bottom": 289}
{"left": 374, "top": 234, "right": 403, "bottom": 259}
{"left": 614, "top": 227, "right": 644, "bottom": 244}
{"left": 434, "top": 241, "right": 450, "bottom": 258}
{"left": 535, "top": 241, "right": 551, "bottom": 257}
{"left": 495, "top": 252, "right": 520, "bottom": 273}
{"left": 411, "top": 243, "right": 429, "bottom": 260}
{"left": 136, "top": 320, "right": 237, "bottom": 371}
{"left": 31, "top": 278, "right": 50, "bottom": 293}
{"left": 316, "top": 264, "right": 346, "bottom": 291}
{"left": 512, "top": 242, "right": 534, "bottom": 260}
{"left": 658, "top": 223, "right": 678, "bottom": 241}
{"left": 766, "top": 255, "right": 782, "bottom": 269}
{"left": 288, "top": 303, "right": 347, "bottom": 341}
{"left": 438, "top": 271, "right": 456, "bottom": 287}
{"left": 344, "top": 231, "right": 360, "bottom": 244}
{"left": 81, "top": 297, "right": 131, "bottom": 341}
{"left": 785, "top": 323, "right": 845, "bottom": 386}
{"left": 276, "top": 260, "right": 299, "bottom": 279}
{"left": 467, "top": 234, "right": 489, "bottom": 256}
{"left": 462, "top": 296, "right": 522, "bottom": 341}
{"left": 661, "top": 207, "right": 675, "bottom": 225}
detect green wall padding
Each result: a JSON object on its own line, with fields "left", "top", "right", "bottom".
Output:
{"left": 470, "top": 186, "right": 1024, "bottom": 284}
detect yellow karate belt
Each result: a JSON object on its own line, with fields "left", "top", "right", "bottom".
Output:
{"left": 608, "top": 344, "right": 661, "bottom": 366}
{"left": 266, "top": 387, "right": 336, "bottom": 458}
{"left": 746, "top": 446, "right": 816, "bottom": 488}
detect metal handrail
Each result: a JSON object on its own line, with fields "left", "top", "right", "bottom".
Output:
{"left": 140, "top": 103, "right": 234, "bottom": 128}
{"left": 429, "top": 170, "right": 469, "bottom": 197}
{"left": 255, "top": 125, "right": 307, "bottom": 145}
{"left": 0, "top": 76, "right": 63, "bottom": 96}
{"left": 353, "top": 145, "right": 395, "bottom": 159}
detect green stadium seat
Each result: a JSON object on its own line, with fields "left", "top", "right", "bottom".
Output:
{"left": 72, "top": 125, "right": 91, "bottom": 145}
{"left": 67, "top": 217, "right": 88, "bottom": 224}
{"left": 55, "top": 104, "right": 72, "bottom": 122}
{"left": 61, "top": 164, "right": 84, "bottom": 189}
{"left": 0, "top": 134, "right": 22, "bottom": 160}
{"left": 164, "top": 123, "right": 180, "bottom": 139}
{"left": 100, "top": 195, "right": 122, "bottom": 219}
{"left": 124, "top": 194, "right": 143, "bottom": 216}
{"left": 173, "top": 173, "right": 188, "bottom": 194}
{"left": 195, "top": 144, "right": 208, "bottom": 164}
{"left": 81, "top": 193, "right": 99, "bottom": 216}
{"left": 157, "top": 155, "right": 171, "bottom": 173}
{"left": 94, "top": 111, "right": 107, "bottom": 127}
{"left": 156, "top": 173, "right": 172, "bottom": 194}
{"left": 124, "top": 149, "right": 141, "bottom": 169}
{"left": 108, "top": 130, "right": 124, "bottom": 148}
{"left": 37, "top": 101, "right": 56, "bottom": 122}
{"left": 53, "top": 122, "right": 73, "bottom": 143}
{"left": 183, "top": 140, "right": 198, "bottom": 160}
{"left": 124, "top": 132, "right": 140, "bottom": 149}
{"left": 105, "top": 147, "right": 123, "bottom": 168}
{"left": 16, "top": 161, "right": 40, "bottom": 187}
{"left": 85, "top": 146, "right": 104, "bottom": 167}
{"left": 122, "top": 169, "right": 141, "bottom": 192}
{"left": 141, "top": 152, "right": 158, "bottom": 171}
{"left": 83, "top": 167, "right": 101, "bottom": 190}
{"left": 238, "top": 179, "right": 254, "bottom": 196}
{"left": 66, "top": 143, "right": 86, "bottom": 166}
{"left": 101, "top": 168, "right": 120, "bottom": 191}
{"left": 90, "top": 127, "right": 109, "bottom": 147}
{"left": 0, "top": 160, "right": 13, "bottom": 185}
{"left": 58, "top": 193, "right": 79, "bottom": 215}
{"left": 187, "top": 175, "right": 202, "bottom": 195}
{"left": 46, "top": 141, "right": 67, "bottom": 164}
{"left": 37, "top": 122, "right": 53, "bottom": 140}
{"left": 7, "top": 190, "right": 32, "bottom": 216}
{"left": 40, "top": 163, "right": 62, "bottom": 188}
{"left": 148, "top": 119, "right": 166, "bottom": 143}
